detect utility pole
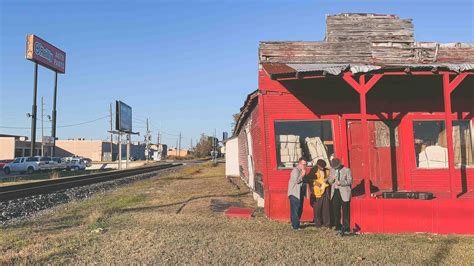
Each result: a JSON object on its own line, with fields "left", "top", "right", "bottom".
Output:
{"left": 109, "top": 103, "right": 113, "bottom": 161}
{"left": 176, "top": 138, "right": 178, "bottom": 157}
{"left": 145, "top": 118, "right": 151, "bottom": 161}
{"left": 41, "top": 96, "right": 44, "bottom": 156}
{"left": 190, "top": 138, "right": 193, "bottom": 152}
{"left": 178, "top": 132, "right": 181, "bottom": 158}
{"left": 213, "top": 128, "right": 217, "bottom": 164}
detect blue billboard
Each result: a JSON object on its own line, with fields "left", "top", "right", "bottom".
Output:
{"left": 115, "top": 100, "right": 132, "bottom": 132}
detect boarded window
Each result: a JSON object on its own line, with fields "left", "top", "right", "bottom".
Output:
{"left": 451, "top": 120, "right": 473, "bottom": 168}
{"left": 274, "top": 120, "right": 334, "bottom": 168}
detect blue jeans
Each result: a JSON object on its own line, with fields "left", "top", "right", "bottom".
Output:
{"left": 289, "top": 195, "right": 304, "bottom": 229}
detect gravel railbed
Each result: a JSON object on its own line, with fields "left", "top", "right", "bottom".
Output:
{"left": 0, "top": 165, "right": 184, "bottom": 226}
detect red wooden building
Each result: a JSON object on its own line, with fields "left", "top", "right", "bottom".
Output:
{"left": 233, "top": 14, "right": 474, "bottom": 234}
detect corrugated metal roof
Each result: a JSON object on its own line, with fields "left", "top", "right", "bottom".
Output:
{"left": 287, "top": 64, "right": 349, "bottom": 75}
{"left": 262, "top": 62, "right": 474, "bottom": 80}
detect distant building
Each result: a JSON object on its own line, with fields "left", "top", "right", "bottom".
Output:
{"left": 167, "top": 147, "right": 189, "bottom": 157}
{"left": 0, "top": 135, "right": 41, "bottom": 159}
{"left": 224, "top": 136, "right": 239, "bottom": 177}
{"left": 0, "top": 135, "right": 160, "bottom": 161}
{"left": 150, "top": 143, "right": 167, "bottom": 161}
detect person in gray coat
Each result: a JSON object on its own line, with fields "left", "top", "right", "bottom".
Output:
{"left": 287, "top": 157, "right": 308, "bottom": 229}
{"left": 327, "top": 158, "right": 353, "bottom": 234}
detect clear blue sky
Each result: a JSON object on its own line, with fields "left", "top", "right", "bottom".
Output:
{"left": 1, "top": 0, "right": 472, "bottom": 148}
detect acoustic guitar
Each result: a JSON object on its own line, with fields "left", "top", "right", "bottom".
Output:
{"left": 313, "top": 169, "right": 330, "bottom": 198}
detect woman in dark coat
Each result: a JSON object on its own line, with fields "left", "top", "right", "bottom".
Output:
{"left": 305, "top": 159, "right": 331, "bottom": 228}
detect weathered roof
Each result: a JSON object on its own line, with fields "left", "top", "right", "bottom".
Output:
{"left": 259, "top": 13, "right": 474, "bottom": 77}
{"left": 262, "top": 63, "right": 474, "bottom": 79}
{"left": 233, "top": 90, "right": 258, "bottom": 135}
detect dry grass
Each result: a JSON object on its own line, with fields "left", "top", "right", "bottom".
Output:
{"left": 48, "top": 171, "right": 61, "bottom": 180}
{"left": 1, "top": 164, "right": 474, "bottom": 264}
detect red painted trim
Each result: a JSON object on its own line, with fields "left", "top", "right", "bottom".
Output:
{"left": 365, "top": 74, "right": 384, "bottom": 92}
{"left": 342, "top": 74, "right": 384, "bottom": 198}
{"left": 399, "top": 116, "right": 412, "bottom": 191}
{"left": 442, "top": 73, "right": 468, "bottom": 199}
{"left": 339, "top": 116, "right": 350, "bottom": 166}
{"left": 276, "top": 75, "right": 327, "bottom": 81}
{"left": 267, "top": 113, "right": 340, "bottom": 172}
{"left": 443, "top": 74, "right": 456, "bottom": 199}
{"left": 259, "top": 92, "right": 269, "bottom": 188}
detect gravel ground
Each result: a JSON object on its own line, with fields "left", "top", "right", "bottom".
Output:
{"left": 0, "top": 166, "right": 183, "bottom": 226}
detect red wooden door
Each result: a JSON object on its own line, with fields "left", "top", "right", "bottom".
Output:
{"left": 347, "top": 120, "right": 403, "bottom": 192}
{"left": 347, "top": 121, "right": 366, "bottom": 191}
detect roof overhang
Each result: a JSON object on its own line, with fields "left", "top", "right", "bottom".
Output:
{"left": 262, "top": 63, "right": 474, "bottom": 81}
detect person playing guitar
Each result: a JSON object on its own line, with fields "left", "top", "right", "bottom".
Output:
{"left": 304, "top": 159, "right": 331, "bottom": 228}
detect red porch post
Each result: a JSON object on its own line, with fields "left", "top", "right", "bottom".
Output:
{"left": 343, "top": 73, "right": 383, "bottom": 199}
{"left": 442, "top": 73, "right": 468, "bottom": 199}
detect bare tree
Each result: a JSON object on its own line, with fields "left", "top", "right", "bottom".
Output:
{"left": 231, "top": 113, "right": 240, "bottom": 134}
{"left": 193, "top": 134, "right": 213, "bottom": 158}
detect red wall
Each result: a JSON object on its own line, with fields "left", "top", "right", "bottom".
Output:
{"left": 255, "top": 69, "right": 474, "bottom": 232}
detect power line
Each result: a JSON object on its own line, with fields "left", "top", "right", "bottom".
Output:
{"left": 58, "top": 115, "right": 109, "bottom": 128}
{"left": 0, "top": 115, "right": 109, "bottom": 129}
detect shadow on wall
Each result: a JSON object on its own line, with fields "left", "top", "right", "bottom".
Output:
{"left": 352, "top": 179, "right": 380, "bottom": 197}
{"left": 54, "top": 146, "right": 74, "bottom": 158}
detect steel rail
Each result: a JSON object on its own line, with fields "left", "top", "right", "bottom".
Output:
{"left": 0, "top": 163, "right": 182, "bottom": 201}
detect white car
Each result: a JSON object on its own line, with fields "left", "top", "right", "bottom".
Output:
{"left": 52, "top": 157, "right": 67, "bottom": 170}
{"left": 38, "top": 156, "right": 57, "bottom": 170}
{"left": 66, "top": 158, "right": 86, "bottom": 171}
{"left": 3, "top": 157, "right": 42, "bottom": 174}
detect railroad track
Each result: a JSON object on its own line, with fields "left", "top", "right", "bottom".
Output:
{"left": 0, "top": 163, "right": 182, "bottom": 202}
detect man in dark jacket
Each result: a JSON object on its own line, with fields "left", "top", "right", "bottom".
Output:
{"left": 327, "top": 158, "right": 353, "bottom": 235}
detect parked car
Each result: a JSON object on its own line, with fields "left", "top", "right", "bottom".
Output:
{"left": 66, "top": 158, "right": 86, "bottom": 171}
{"left": 3, "top": 157, "right": 42, "bottom": 174}
{"left": 38, "top": 156, "right": 56, "bottom": 170}
{"left": 81, "top": 157, "right": 92, "bottom": 167}
{"left": 52, "top": 157, "right": 67, "bottom": 170}
{"left": 0, "top": 159, "right": 13, "bottom": 171}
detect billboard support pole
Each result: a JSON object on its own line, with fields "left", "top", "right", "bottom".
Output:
{"left": 30, "top": 63, "right": 38, "bottom": 156}
{"left": 126, "top": 133, "right": 130, "bottom": 168}
{"left": 118, "top": 133, "right": 122, "bottom": 170}
{"left": 51, "top": 71, "right": 58, "bottom": 157}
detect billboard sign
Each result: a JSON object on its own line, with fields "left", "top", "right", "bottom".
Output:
{"left": 26, "top": 34, "right": 66, "bottom": 74}
{"left": 42, "top": 136, "right": 55, "bottom": 145}
{"left": 115, "top": 101, "right": 132, "bottom": 132}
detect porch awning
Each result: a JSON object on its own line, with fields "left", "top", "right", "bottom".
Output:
{"left": 261, "top": 63, "right": 474, "bottom": 80}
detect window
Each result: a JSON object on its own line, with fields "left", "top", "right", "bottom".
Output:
{"left": 13, "top": 158, "right": 21, "bottom": 163}
{"left": 14, "top": 149, "right": 23, "bottom": 158}
{"left": 414, "top": 121, "right": 447, "bottom": 168}
{"left": 452, "top": 120, "right": 474, "bottom": 168}
{"left": 26, "top": 157, "right": 39, "bottom": 162}
{"left": 274, "top": 120, "right": 334, "bottom": 168}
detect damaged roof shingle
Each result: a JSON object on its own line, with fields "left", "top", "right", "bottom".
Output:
{"left": 259, "top": 13, "right": 474, "bottom": 77}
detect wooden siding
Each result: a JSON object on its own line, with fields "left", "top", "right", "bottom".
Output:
{"left": 260, "top": 14, "right": 473, "bottom": 65}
